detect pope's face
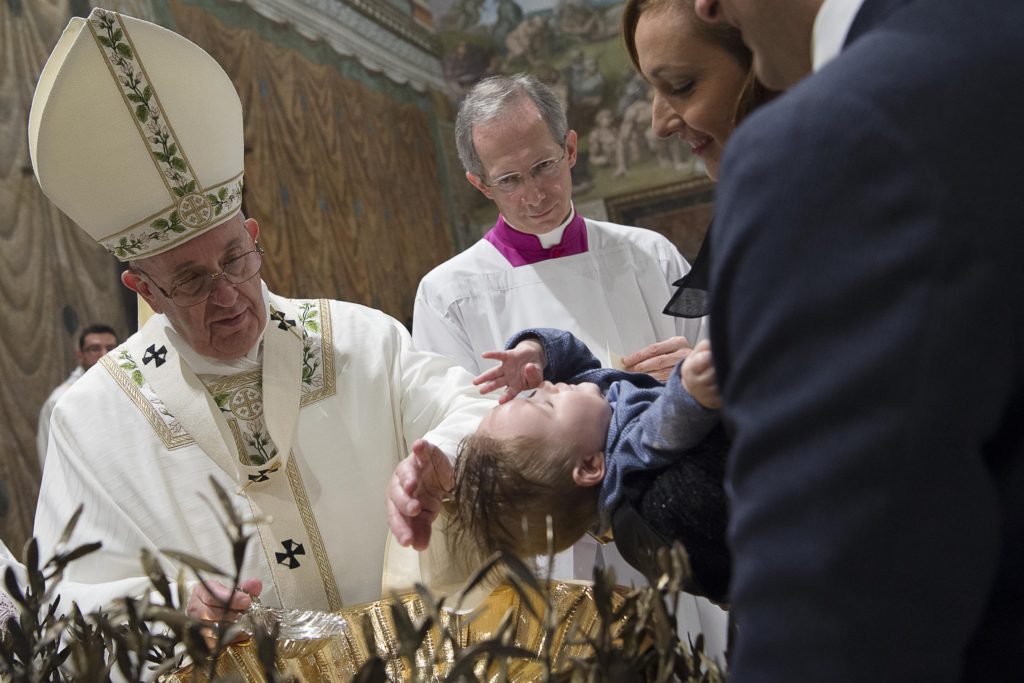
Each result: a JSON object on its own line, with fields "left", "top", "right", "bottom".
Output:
{"left": 467, "top": 99, "right": 577, "bottom": 235}
{"left": 697, "top": 0, "right": 819, "bottom": 90}
{"left": 127, "top": 215, "right": 267, "bottom": 361}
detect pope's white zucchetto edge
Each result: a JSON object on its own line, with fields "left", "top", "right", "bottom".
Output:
{"left": 28, "top": 7, "right": 245, "bottom": 261}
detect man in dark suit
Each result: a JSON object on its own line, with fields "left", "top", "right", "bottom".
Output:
{"left": 694, "top": 0, "right": 1024, "bottom": 679}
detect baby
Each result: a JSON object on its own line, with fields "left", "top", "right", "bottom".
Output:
{"left": 448, "top": 327, "right": 723, "bottom": 564}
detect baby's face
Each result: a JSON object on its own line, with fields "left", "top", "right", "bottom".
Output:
{"left": 479, "top": 381, "right": 612, "bottom": 456}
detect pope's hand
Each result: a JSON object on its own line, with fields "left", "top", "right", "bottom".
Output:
{"left": 187, "top": 577, "right": 262, "bottom": 630}
{"left": 386, "top": 439, "right": 453, "bottom": 550}
{"left": 474, "top": 338, "right": 546, "bottom": 403}
{"left": 622, "top": 336, "right": 693, "bottom": 382}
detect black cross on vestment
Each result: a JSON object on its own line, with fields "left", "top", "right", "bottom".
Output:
{"left": 248, "top": 464, "right": 280, "bottom": 483}
{"left": 276, "top": 539, "right": 305, "bottom": 569}
{"left": 270, "top": 310, "right": 297, "bottom": 331}
{"left": 142, "top": 344, "right": 168, "bottom": 367}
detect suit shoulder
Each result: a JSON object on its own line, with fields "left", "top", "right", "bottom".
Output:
{"left": 723, "top": 78, "right": 911, "bottom": 187}
{"left": 729, "top": 6, "right": 1024, "bottom": 171}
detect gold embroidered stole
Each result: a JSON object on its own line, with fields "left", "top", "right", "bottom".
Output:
{"left": 120, "top": 294, "right": 342, "bottom": 610}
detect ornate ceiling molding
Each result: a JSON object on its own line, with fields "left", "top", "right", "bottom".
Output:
{"left": 226, "top": 0, "right": 444, "bottom": 92}
{"left": 343, "top": 0, "right": 437, "bottom": 53}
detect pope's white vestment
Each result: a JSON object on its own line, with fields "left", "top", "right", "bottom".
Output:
{"left": 34, "top": 287, "right": 493, "bottom": 613}
{"left": 412, "top": 218, "right": 706, "bottom": 373}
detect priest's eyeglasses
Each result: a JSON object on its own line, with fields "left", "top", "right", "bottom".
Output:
{"left": 483, "top": 144, "right": 568, "bottom": 196}
{"left": 136, "top": 243, "right": 264, "bottom": 307}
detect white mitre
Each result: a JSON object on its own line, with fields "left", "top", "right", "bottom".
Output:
{"left": 28, "top": 8, "right": 244, "bottom": 261}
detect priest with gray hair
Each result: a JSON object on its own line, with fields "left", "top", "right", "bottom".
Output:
{"left": 412, "top": 73, "right": 703, "bottom": 381}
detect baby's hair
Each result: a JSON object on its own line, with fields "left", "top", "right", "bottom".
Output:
{"left": 447, "top": 432, "right": 599, "bottom": 560}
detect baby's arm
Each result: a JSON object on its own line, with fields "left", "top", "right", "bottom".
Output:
{"left": 606, "top": 350, "right": 721, "bottom": 497}
{"left": 473, "top": 328, "right": 603, "bottom": 402}
{"left": 474, "top": 337, "right": 547, "bottom": 403}
{"left": 680, "top": 339, "right": 721, "bottom": 409}
{"left": 508, "top": 328, "right": 602, "bottom": 381}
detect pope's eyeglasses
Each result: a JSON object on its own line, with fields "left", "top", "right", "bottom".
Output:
{"left": 135, "top": 243, "right": 264, "bottom": 307}
{"left": 482, "top": 145, "right": 568, "bottom": 197}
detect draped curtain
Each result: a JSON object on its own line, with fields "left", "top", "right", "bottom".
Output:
{"left": 0, "top": 0, "right": 139, "bottom": 554}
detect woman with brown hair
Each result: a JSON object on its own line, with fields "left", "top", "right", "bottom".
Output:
{"left": 623, "top": 0, "right": 774, "bottom": 182}
{"left": 607, "top": 0, "right": 778, "bottom": 612}
{"left": 617, "top": 0, "right": 776, "bottom": 326}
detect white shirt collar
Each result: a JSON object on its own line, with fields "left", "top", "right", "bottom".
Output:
{"left": 507, "top": 202, "right": 577, "bottom": 248}
{"left": 536, "top": 205, "right": 576, "bottom": 248}
{"left": 812, "top": 0, "right": 868, "bottom": 71}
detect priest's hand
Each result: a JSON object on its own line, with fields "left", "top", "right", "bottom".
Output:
{"left": 474, "top": 338, "right": 547, "bottom": 403}
{"left": 187, "top": 577, "right": 263, "bottom": 642}
{"left": 387, "top": 439, "right": 453, "bottom": 550}
{"left": 622, "top": 336, "right": 693, "bottom": 382}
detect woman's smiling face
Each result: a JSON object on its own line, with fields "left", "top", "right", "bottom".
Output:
{"left": 636, "top": 2, "right": 749, "bottom": 180}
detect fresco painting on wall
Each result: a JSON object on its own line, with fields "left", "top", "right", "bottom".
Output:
{"left": 429, "top": 0, "right": 707, "bottom": 212}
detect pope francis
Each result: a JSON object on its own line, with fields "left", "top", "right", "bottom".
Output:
{"left": 28, "top": 8, "right": 492, "bottom": 619}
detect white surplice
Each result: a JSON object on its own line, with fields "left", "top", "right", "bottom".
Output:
{"left": 412, "top": 218, "right": 706, "bottom": 374}
{"left": 34, "top": 287, "right": 493, "bottom": 613}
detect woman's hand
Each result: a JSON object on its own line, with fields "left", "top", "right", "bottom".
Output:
{"left": 622, "top": 336, "right": 693, "bottom": 381}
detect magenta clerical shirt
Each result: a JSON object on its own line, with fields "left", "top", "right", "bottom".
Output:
{"left": 483, "top": 212, "right": 589, "bottom": 267}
